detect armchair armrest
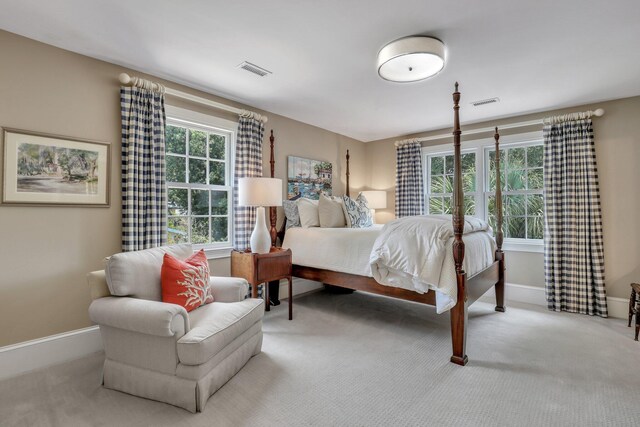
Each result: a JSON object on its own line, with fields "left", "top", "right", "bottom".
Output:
{"left": 89, "top": 297, "right": 189, "bottom": 338}
{"left": 210, "top": 277, "right": 249, "bottom": 302}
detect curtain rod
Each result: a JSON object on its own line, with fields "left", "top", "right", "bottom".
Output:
{"left": 118, "top": 73, "right": 268, "bottom": 123}
{"left": 394, "top": 108, "right": 604, "bottom": 147}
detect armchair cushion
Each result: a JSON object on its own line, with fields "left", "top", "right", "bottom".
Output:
{"left": 177, "top": 299, "right": 264, "bottom": 365}
{"left": 105, "top": 244, "right": 192, "bottom": 301}
{"left": 89, "top": 296, "right": 190, "bottom": 338}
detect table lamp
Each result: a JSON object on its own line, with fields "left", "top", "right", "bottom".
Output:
{"left": 238, "top": 177, "right": 283, "bottom": 253}
{"left": 359, "top": 190, "right": 387, "bottom": 224}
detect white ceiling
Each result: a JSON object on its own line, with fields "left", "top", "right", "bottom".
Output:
{"left": 1, "top": 0, "right": 639, "bottom": 142}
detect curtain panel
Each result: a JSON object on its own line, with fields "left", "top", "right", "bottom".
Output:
{"left": 395, "top": 141, "right": 424, "bottom": 217}
{"left": 233, "top": 116, "right": 265, "bottom": 251}
{"left": 543, "top": 118, "right": 607, "bottom": 317}
{"left": 120, "top": 86, "right": 167, "bottom": 252}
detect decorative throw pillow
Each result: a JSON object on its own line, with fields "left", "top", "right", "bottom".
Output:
{"left": 283, "top": 199, "right": 301, "bottom": 229}
{"left": 161, "top": 250, "right": 213, "bottom": 312}
{"left": 297, "top": 198, "right": 320, "bottom": 228}
{"left": 318, "top": 194, "right": 346, "bottom": 228}
{"left": 342, "top": 193, "right": 373, "bottom": 228}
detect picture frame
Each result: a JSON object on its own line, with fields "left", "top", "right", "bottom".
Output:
{"left": 1, "top": 128, "right": 111, "bottom": 207}
{"left": 287, "top": 155, "right": 332, "bottom": 200}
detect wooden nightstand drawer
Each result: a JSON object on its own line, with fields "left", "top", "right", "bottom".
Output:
{"left": 257, "top": 256, "right": 291, "bottom": 282}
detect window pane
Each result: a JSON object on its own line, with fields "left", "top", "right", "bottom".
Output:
{"left": 527, "top": 168, "right": 543, "bottom": 190}
{"left": 189, "top": 159, "right": 207, "bottom": 184}
{"left": 166, "top": 126, "right": 186, "bottom": 155}
{"left": 209, "top": 134, "right": 226, "bottom": 160}
{"left": 209, "top": 161, "right": 225, "bottom": 186}
{"left": 430, "top": 156, "right": 444, "bottom": 175}
{"left": 527, "top": 194, "right": 544, "bottom": 216}
{"left": 527, "top": 216, "right": 544, "bottom": 240}
{"left": 461, "top": 153, "right": 476, "bottom": 174}
{"left": 463, "top": 173, "right": 476, "bottom": 193}
{"left": 430, "top": 175, "right": 444, "bottom": 193}
{"left": 211, "top": 191, "right": 228, "bottom": 215}
{"left": 527, "top": 145, "right": 543, "bottom": 168}
{"left": 189, "top": 130, "right": 207, "bottom": 157}
{"left": 429, "top": 197, "right": 443, "bottom": 214}
{"left": 507, "top": 169, "right": 526, "bottom": 191}
{"left": 167, "top": 217, "right": 188, "bottom": 244}
{"left": 191, "top": 217, "right": 209, "bottom": 244}
{"left": 445, "top": 155, "right": 454, "bottom": 174}
{"left": 507, "top": 147, "right": 525, "bottom": 169}
{"left": 168, "top": 188, "right": 188, "bottom": 215}
{"left": 505, "top": 195, "right": 525, "bottom": 216}
{"left": 443, "top": 195, "right": 452, "bottom": 214}
{"left": 464, "top": 195, "right": 475, "bottom": 215}
{"left": 211, "top": 216, "right": 228, "bottom": 242}
{"left": 506, "top": 216, "right": 526, "bottom": 238}
{"left": 166, "top": 155, "right": 186, "bottom": 183}
{"left": 191, "top": 189, "right": 209, "bottom": 215}
{"left": 444, "top": 175, "right": 454, "bottom": 193}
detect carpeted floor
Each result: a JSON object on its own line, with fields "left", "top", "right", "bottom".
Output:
{"left": 1, "top": 290, "right": 639, "bottom": 427}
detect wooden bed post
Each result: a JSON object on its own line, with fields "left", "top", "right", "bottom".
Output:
{"left": 494, "top": 127, "right": 506, "bottom": 312}
{"left": 345, "top": 149, "right": 350, "bottom": 198}
{"left": 450, "top": 82, "right": 468, "bottom": 366}
{"left": 269, "top": 130, "right": 277, "bottom": 246}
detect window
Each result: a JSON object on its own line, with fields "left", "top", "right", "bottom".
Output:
{"left": 426, "top": 151, "right": 477, "bottom": 215}
{"left": 486, "top": 143, "right": 544, "bottom": 240}
{"left": 423, "top": 131, "right": 544, "bottom": 250}
{"left": 164, "top": 107, "right": 236, "bottom": 252}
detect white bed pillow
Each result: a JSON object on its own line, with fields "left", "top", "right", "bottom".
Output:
{"left": 318, "top": 194, "right": 346, "bottom": 228}
{"left": 297, "top": 198, "right": 320, "bottom": 228}
{"left": 342, "top": 193, "right": 373, "bottom": 228}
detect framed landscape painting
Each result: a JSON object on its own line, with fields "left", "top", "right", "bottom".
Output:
{"left": 2, "top": 128, "right": 110, "bottom": 206}
{"left": 287, "top": 156, "right": 332, "bottom": 200}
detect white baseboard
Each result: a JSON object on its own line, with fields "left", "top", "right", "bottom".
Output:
{"left": 480, "top": 283, "right": 628, "bottom": 319}
{"left": 0, "top": 326, "right": 103, "bottom": 381}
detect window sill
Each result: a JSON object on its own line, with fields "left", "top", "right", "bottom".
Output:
{"left": 502, "top": 240, "right": 543, "bottom": 253}
{"left": 202, "top": 247, "right": 233, "bottom": 260}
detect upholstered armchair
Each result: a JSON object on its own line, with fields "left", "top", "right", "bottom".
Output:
{"left": 87, "top": 244, "right": 264, "bottom": 412}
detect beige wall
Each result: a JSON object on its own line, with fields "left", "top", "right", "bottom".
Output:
{"left": 365, "top": 96, "right": 640, "bottom": 299}
{"left": 0, "top": 30, "right": 364, "bottom": 347}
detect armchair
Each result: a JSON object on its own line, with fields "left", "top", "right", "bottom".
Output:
{"left": 87, "top": 244, "right": 264, "bottom": 412}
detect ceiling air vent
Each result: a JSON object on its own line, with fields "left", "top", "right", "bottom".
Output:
{"left": 470, "top": 97, "right": 500, "bottom": 107}
{"left": 237, "top": 61, "right": 272, "bottom": 77}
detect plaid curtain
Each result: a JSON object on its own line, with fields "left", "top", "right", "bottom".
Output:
{"left": 233, "top": 116, "right": 265, "bottom": 251}
{"left": 395, "top": 141, "right": 424, "bottom": 217}
{"left": 543, "top": 118, "right": 607, "bottom": 317}
{"left": 120, "top": 86, "right": 167, "bottom": 252}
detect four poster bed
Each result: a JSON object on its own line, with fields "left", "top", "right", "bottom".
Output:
{"left": 275, "top": 83, "right": 505, "bottom": 365}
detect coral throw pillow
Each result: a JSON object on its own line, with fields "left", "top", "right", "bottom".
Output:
{"left": 161, "top": 250, "right": 214, "bottom": 312}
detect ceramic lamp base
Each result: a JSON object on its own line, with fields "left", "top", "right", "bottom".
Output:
{"left": 250, "top": 206, "right": 271, "bottom": 254}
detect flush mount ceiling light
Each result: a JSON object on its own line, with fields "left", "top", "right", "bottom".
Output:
{"left": 377, "top": 36, "right": 445, "bottom": 83}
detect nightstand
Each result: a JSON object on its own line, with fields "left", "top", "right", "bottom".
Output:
{"left": 230, "top": 247, "right": 293, "bottom": 320}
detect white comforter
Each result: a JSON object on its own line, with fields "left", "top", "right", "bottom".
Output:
{"left": 370, "top": 215, "right": 494, "bottom": 313}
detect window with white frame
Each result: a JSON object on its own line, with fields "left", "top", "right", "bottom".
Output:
{"left": 423, "top": 132, "right": 544, "bottom": 248}
{"left": 164, "top": 108, "right": 235, "bottom": 250}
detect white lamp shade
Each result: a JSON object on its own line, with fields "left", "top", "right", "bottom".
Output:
{"left": 238, "top": 177, "right": 283, "bottom": 207}
{"left": 377, "top": 36, "right": 445, "bottom": 83}
{"left": 359, "top": 190, "right": 387, "bottom": 210}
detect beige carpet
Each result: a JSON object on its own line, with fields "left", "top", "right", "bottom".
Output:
{"left": 1, "top": 290, "right": 639, "bottom": 427}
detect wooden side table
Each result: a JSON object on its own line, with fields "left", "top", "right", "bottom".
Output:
{"left": 230, "top": 247, "right": 293, "bottom": 320}
{"left": 629, "top": 283, "right": 640, "bottom": 341}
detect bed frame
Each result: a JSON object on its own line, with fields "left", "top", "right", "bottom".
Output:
{"left": 276, "top": 83, "right": 505, "bottom": 365}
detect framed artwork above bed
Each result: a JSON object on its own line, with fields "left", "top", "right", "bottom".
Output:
{"left": 287, "top": 155, "right": 332, "bottom": 200}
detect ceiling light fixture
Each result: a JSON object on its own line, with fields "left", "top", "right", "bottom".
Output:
{"left": 377, "top": 36, "right": 445, "bottom": 83}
